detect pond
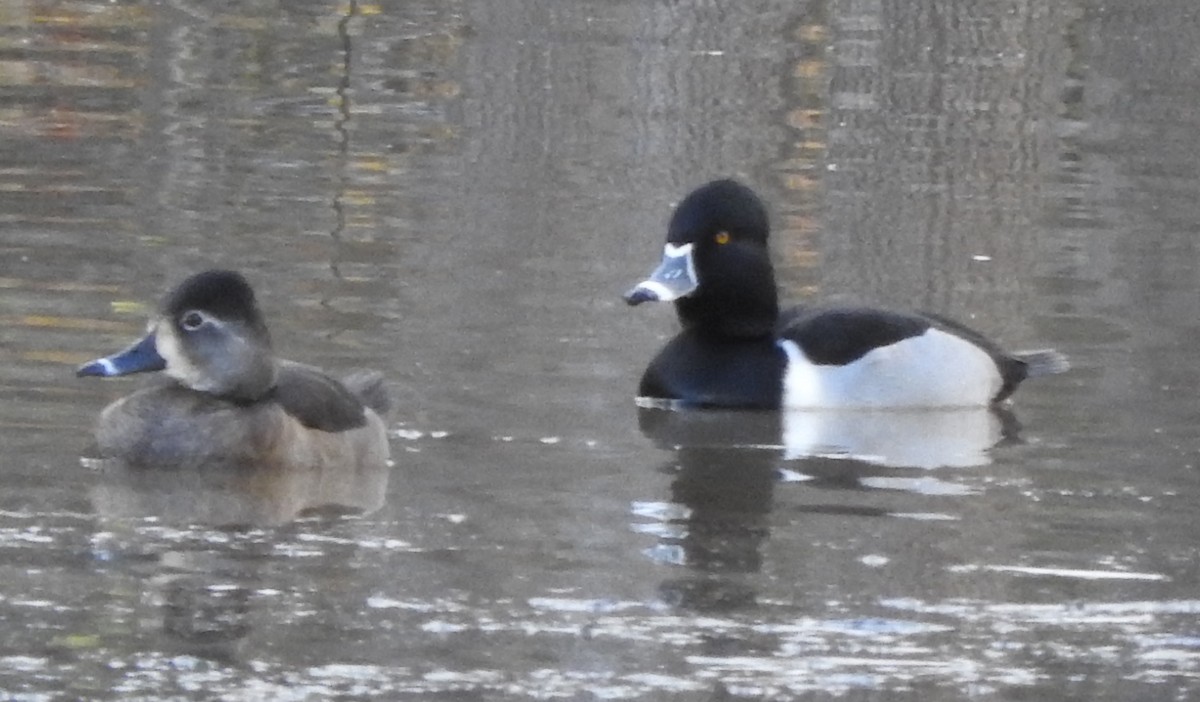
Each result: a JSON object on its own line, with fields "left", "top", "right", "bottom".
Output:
{"left": 2, "top": 0, "right": 1199, "bottom": 699}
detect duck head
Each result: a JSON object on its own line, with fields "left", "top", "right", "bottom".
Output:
{"left": 77, "top": 270, "right": 278, "bottom": 402}
{"left": 624, "top": 179, "right": 779, "bottom": 337}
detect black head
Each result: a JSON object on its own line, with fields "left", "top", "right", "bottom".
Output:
{"left": 628, "top": 180, "right": 778, "bottom": 337}
{"left": 667, "top": 179, "right": 771, "bottom": 248}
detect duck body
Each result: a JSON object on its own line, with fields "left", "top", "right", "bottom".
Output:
{"left": 626, "top": 180, "right": 1067, "bottom": 410}
{"left": 638, "top": 329, "right": 785, "bottom": 409}
{"left": 92, "top": 364, "right": 389, "bottom": 473}
{"left": 78, "top": 270, "right": 391, "bottom": 474}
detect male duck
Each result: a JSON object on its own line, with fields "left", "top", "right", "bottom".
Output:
{"left": 77, "top": 270, "right": 391, "bottom": 472}
{"left": 624, "top": 179, "right": 1068, "bottom": 409}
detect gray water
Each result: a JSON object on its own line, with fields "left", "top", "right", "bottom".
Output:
{"left": 2, "top": 0, "right": 1199, "bottom": 699}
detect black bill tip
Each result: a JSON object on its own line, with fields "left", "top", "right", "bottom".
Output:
{"left": 623, "top": 285, "right": 659, "bottom": 306}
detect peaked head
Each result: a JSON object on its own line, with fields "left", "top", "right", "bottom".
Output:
{"left": 624, "top": 180, "right": 779, "bottom": 337}
{"left": 78, "top": 269, "right": 278, "bottom": 401}
{"left": 161, "top": 269, "right": 269, "bottom": 338}
{"left": 666, "top": 179, "right": 771, "bottom": 248}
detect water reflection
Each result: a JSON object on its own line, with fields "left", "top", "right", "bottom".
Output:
{"left": 83, "top": 441, "right": 390, "bottom": 662}
{"left": 636, "top": 404, "right": 1014, "bottom": 613}
{"left": 782, "top": 406, "right": 1019, "bottom": 468}
{"left": 85, "top": 453, "right": 389, "bottom": 527}
{"left": 5, "top": 0, "right": 1200, "bottom": 697}
{"left": 639, "top": 404, "right": 1014, "bottom": 469}
{"left": 653, "top": 448, "right": 775, "bottom": 613}
{"left": 160, "top": 574, "right": 254, "bottom": 661}
{"left": 636, "top": 410, "right": 773, "bottom": 612}
{"left": 87, "top": 506, "right": 393, "bottom": 666}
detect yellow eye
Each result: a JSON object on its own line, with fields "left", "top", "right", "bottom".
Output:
{"left": 714, "top": 231, "right": 731, "bottom": 245}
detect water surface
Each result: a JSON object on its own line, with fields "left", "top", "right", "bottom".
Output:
{"left": 2, "top": 0, "right": 1199, "bottom": 699}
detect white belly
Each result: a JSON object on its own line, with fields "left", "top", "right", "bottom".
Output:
{"left": 778, "top": 328, "right": 1003, "bottom": 409}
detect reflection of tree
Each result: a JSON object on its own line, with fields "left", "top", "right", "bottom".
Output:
{"left": 803, "top": 0, "right": 1069, "bottom": 340}
{"left": 783, "top": 0, "right": 1073, "bottom": 614}
{"left": 132, "top": 1, "right": 466, "bottom": 304}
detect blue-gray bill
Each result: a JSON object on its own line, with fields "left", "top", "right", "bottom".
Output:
{"left": 76, "top": 332, "right": 166, "bottom": 378}
{"left": 623, "top": 243, "right": 699, "bottom": 306}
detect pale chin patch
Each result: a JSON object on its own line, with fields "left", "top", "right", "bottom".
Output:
{"left": 155, "top": 322, "right": 212, "bottom": 391}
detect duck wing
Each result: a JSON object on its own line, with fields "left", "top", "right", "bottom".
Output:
{"left": 341, "top": 370, "right": 392, "bottom": 418}
{"left": 778, "top": 307, "right": 931, "bottom": 365}
{"left": 273, "top": 361, "right": 369, "bottom": 432}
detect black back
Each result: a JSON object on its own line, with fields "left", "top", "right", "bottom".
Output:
{"left": 779, "top": 306, "right": 1029, "bottom": 401}
{"left": 779, "top": 307, "right": 931, "bottom": 366}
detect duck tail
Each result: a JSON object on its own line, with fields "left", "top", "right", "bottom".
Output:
{"left": 1016, "top": 349, "right": 1070, "bottom": 378}
{"left": 343, "top": 370, "right": 393, "bottom": 418}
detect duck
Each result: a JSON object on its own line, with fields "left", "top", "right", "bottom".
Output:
{"left": 623, "top": 179, "right": 1068, "bottom": 409}
{"left": 77, "top": 269, "right": 391, "bottom": 475}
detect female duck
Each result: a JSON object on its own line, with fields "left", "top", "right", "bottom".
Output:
{"left": 77, "top": 270, "right": 391, "bottom": 473}
{"left": 624, "top": 180, "right": 1068, "bottom": 409}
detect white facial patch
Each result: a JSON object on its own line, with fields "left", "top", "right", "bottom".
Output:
{"left": 155, "top": 321, "right": 214, "bottom": 392}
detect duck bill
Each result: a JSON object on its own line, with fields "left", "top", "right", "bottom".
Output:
{"left": 623, "top": 243, "right": 699, "bottom": 306}
{"left": 76, "top": 332, "right": 166, "bottom": 378}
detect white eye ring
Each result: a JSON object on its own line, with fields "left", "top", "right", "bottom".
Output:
{"left": 180, "top": 310, "right": 207, "bottom": 331}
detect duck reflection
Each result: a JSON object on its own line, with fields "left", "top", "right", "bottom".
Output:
{"left": 158, "top": 565, "right": 259, "bottom": 663}
{"left": 84, "top": 421, "right": 388, "bottom": 662}
{"left": 86, "top": 454, "right": 388, "bottom": 663}
{"left": 86, "top": 451, "right": 390, "bottom": 527}
{"left": 781, "top": 405, "right": 1018, "bottom": 469}
{"left": 639, "top": 409, "right": 777, "bottom": 612}
{"left": 637, "top": 405, "right": 1018, "bottom": 611}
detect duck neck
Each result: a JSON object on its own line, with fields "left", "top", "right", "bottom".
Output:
{"left": 221, "top": 357, "right": 279, "bottom": 403}
{"left": 675, "top": 254, "right": 780, "bottom": 339}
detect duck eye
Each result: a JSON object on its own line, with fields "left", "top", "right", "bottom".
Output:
{"left": 180, "top": 311, "right": 205, "bottom": 331}
{"left": 714, "top": 231, "right": 731, "bottom": 245}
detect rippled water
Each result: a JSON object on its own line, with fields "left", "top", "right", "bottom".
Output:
{"left": 3, "top": 0, "right": 1200, "bottom": 699}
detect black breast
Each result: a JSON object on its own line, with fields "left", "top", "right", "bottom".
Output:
{"left": 639, "top": 330, "right": 786, "bottom": 409}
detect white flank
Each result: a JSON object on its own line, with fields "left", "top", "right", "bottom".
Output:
{"left": 778, "top": 328, "right": 1002, "bottom": 409}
